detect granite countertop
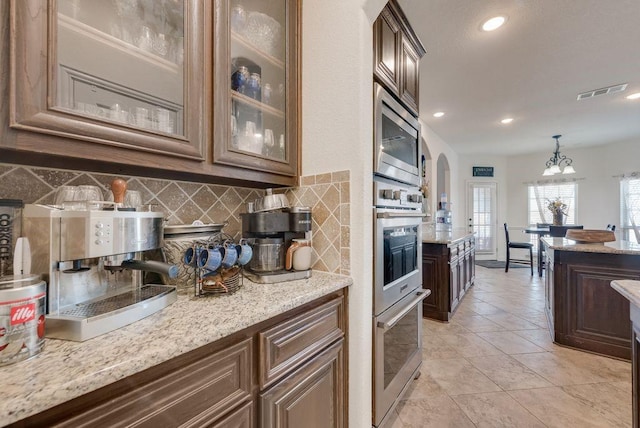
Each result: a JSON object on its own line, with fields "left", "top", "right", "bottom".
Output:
{"left": 1, "top": 271, "right": 352, "bottom": 425}
{"left": 541, "top": 237, "right": 640, "bottom": 255}
{"left": 422, "top": 227, "right": 475, "bottom": 245}
{"left": 611, "top": 280, "right": 640, "bottom": 307}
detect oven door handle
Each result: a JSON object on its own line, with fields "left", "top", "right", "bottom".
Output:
{"left": 376, "top": 212, "right": 426, "bottom": 219}
{"left": 377, "top": 289, "right": 431, "bottom": 331}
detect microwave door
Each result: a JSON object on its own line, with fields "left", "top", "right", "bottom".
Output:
{"left": 377, "top": 105, "right": 420, "bottom": 185}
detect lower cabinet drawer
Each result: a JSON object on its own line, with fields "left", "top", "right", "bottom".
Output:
{"left": 210, "top": 401, "right": 254, "bottom": 428}
{"left": 54, "top": 339, "right": 253, "bottom": 427}
{"left": 259, "top": 296, "right": 345, "bottom": 389}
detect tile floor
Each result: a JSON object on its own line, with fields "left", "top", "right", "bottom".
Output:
{"left": 389, "top": 265, "right": 633, "bottom": 427}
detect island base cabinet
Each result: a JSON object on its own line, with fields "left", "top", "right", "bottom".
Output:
{"left": 260, "top": 339, "right": 344, "bottom": 428}
{"left": 422, "top": 236, "right": 475, "bottom": 321}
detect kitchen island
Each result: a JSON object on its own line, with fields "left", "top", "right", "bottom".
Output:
{"left": 2, "top": 272, "right": 352, "bottom": 426}
{"left": 421, "top": 228, "right": 476, "bottom": 321}
{"left": 542, "top": 237, "right": 640, "bottom": 360}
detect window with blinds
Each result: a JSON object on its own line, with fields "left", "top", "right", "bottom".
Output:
{"left": 620, "top": 178, "right": 640, "bottom": 243}
{"left": 527, "top": 183, "right": 577, "bottom": 226}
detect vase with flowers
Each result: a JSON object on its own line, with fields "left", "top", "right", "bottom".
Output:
{"left": 547, "top": 198, "right": 568, "bottom": 225}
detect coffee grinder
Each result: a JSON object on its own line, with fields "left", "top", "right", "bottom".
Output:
{"left": 240, "top": 206, "right": 312, "bottom": 283}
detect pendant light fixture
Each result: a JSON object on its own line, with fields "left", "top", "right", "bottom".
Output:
{"left": 543, "top": 135, "right": 575, "bottom": 176}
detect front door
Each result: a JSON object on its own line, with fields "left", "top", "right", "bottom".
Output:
{"left": 467, "top": 181, "right": 497, "bottom": 259}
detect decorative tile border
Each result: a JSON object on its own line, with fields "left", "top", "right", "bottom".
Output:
{"left": 0, "top": 163, "right": 350, "bottom": 275}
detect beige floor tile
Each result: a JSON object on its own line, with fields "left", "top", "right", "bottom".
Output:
{"left": 451, "top": 314, "right": 506, "bottom": 332}
{"left": 465, "top": 301, "right": 506, "bottom": 315}
{"left": 399, "top": 266, "right": 633, "bottom": 426}
{"left": 512, "top": 328, "right": 557, "bottom": 351}
{"left": 508, "top": 386, "right": 627, "bottom": 427}
{"left": 422, "top": 319, "right": 470, "bottom": 336}
{"left": 466, "top": 353, "right": 553, "bottom": 390}
{"left": 513, "top": 350, "right": 622, "bottom": 385}
{"left": 435, "top": 333, "right": 504, "bottom": 357}
{"left": 453, "top": 391, "right": 546, "bottom": 427}
{"left": 395, "top": 395, "right": 475, "bottom": 427}
{"left": 421, "top": 358, "right": 502, "bottom": 396}
{"left": 561, "top": 382, "right": 632, "bottom": 427}
{"left": 403, "top": 369, "right": 448, "bottom": 399}
{"left": 483, "top": 313, "right": 542, "bottom": 330}
{"left": 476, "top": 331, "right": 546, "bottom": 354}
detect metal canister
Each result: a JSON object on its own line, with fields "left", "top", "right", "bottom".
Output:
{"left": 0, "top": 274, "right": 46, "bottom": 366}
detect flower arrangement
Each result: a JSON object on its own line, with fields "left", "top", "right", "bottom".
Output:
{"left": 546, "top": 198, "right": 567, "bottom": 215}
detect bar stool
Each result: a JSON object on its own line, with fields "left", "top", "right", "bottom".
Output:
{"left": 504, "top": 223, "right": 533, "bottom": 275}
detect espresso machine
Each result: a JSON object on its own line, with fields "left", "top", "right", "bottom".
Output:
{"left": 241, "top": 205, "right": 312, "bottom": 283}
{"left": 22, "top": 203, "right": 178, "bottom": 341}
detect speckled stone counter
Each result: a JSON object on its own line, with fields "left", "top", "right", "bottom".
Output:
{"left": 612, "top": 280, "right": 640, "bottom": 308}
{"left": 541, "top": 236, "right": 640, "bottom": 255}
{"left": 1, "top": 271, "right": 352, "bottom": 425}
{"left": 422, "top": 227, "right": 475, "bottom": 246}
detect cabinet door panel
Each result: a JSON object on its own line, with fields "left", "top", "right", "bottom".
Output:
{"left": 10, "top": 0, "right": 205, "bottom": 160}
{"left": 260, "top": 296, "right": 345, "bottom": 389}
{"left": 260, "top": 339, "right": 344, "bottom": 428}
{"left": 52, "top": 339, "right": 253, "bottom": 427}
{"left": 400, "top": 38, "right": 419, "bottom": 113}
{"left": 373, "top": 8, "right": 400, "bottom": 93}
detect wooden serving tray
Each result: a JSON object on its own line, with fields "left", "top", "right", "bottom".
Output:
{"left": 565, "top": 229, "right": 616, "bottom": 243}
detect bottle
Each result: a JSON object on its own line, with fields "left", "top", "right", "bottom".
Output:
{"left": 436, "top": 202, "right": 446, "bottom": 231}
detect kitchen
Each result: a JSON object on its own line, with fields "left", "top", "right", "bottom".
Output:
{"left": 1, "top": 0, "right": 640, "bottom": 427}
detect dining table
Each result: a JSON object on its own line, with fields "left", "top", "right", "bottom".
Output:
{"left": 524, "top": 226, "right": 550, "bottom": 276}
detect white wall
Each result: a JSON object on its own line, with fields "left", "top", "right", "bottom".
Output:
{"left": 421, "top": 122, "right": 460, "bottom": 222}
{"left": 302, "top": 1, "right": 376, "bottom": 426}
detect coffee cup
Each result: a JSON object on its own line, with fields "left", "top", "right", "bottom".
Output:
{"left": 183, "top": 246, "right": 202, "bottom": 267}
{"left": 236, "top": 239, "right": 253, "bottom": 266}
{"left": 221, "top": 241, "right": 238, "bottom": 268}
{"left": 198, "top": 247, "right": 223, "bottom": 272}
{"left": 285, "top": 239, "right": 312, "bottom": 271}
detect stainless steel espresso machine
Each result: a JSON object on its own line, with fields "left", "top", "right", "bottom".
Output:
{"left": 241, "top": 205, "right": 312, "bottom": 283}
{"left": 22, "top": 203, "right": 178, "bottom": 341}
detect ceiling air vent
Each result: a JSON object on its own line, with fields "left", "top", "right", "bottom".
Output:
{"left": 577, "top": 83, "right": 628, "bottom": 100}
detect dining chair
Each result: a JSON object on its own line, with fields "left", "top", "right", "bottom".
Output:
{"left": 549, "top": 225, "right": 584, "bottom": 237}
{"left": 504, "top": 223, "right": 533, "bottom": 275}
{"left": 535, "top": 223, "right": 551, "bottom": 276}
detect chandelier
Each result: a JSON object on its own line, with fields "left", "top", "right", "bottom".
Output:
{"left": 543, "top": 135, "right": 576, "bottom": 176}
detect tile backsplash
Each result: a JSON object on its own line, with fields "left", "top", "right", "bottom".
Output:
{"left": 0, "top": 163, "right": 349, "bottom": 275}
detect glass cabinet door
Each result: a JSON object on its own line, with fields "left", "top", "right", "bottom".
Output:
{"left": 213, "top": 0, "right": 299, "bottom": 177}
{"left": 10, "top": 0, "right": 205, "bottom": 160}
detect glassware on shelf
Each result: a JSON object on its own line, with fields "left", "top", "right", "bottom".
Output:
{"left": 153, "top": 33, "right": 169, "bottom": 57}
{"left": 138, "top": 26, "right": 154, "bottom": 52}
{"left": 231, "top": 4, "right": 248, "bottom": 34}
{"left": 244, "top": 11, "right": 282, "bottom": 57}
{"left": 231, "top": 66, "right": 250, "bottom": 93}
{"left": 262, "top": 83, "right": 272, "bottom": 105}
{"left": 264, "top": 129, "right": 274, "bottom": 156}
{"left": 246, "top": 72, "right": 261, "bottom": 101}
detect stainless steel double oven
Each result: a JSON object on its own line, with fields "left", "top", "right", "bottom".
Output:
{"left": 373, "top": 83, "right": 429, "bottom": 427}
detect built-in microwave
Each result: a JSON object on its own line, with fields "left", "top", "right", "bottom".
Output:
{"left": 374, "top": 83, "right": 421, "bottom": 187}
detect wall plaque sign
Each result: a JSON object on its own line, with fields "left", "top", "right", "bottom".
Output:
{"left": 472, "top": 166, "right": 494, "bottom": 177}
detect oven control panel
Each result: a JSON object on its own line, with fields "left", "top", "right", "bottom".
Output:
{"left": 374, "top": 177, "right": 423, "bottom": 210}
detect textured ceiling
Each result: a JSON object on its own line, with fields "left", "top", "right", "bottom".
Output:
{"left": 397, "top": 0, "right": 640, "bottom": 156}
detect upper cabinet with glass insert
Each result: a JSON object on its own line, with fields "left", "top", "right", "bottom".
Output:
{"left": 212, "top": 0, "right": 300, "bottom": 177}
{"left": 7, "top": 0, "right": 205, "bottom": 161}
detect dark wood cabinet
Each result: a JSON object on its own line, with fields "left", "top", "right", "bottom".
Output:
{"left": 633, "top": 317, "right": 640, "bottom": 428}
{"left": 10, "top": 291, "right": 346, "bottom": 428}
{"left": 373, "top": 0, "right": 425, "bottom": 115}
{"left": 422, "top": 235, "right": 475, "bottom": 321}
{"left": 260, "top": 339, "right": 344, "bottom": 428}
{"left": 544, "top": 244, "right": 637, "bottom": 360}
{"left": 0, "top": 0, "right": 300, "bottom": 188}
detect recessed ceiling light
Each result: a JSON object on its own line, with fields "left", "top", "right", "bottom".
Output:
{"left": 433, "top": 112, "right": 445, "bottom": 118}
{"left": 500, "top": 118, "right": 513, "bottom": 124}
{"left": 481, "top": 16, "right": 506, "bottom": 32}
{"left": 627, "top": 92, "right": 640, "bottom": 100}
